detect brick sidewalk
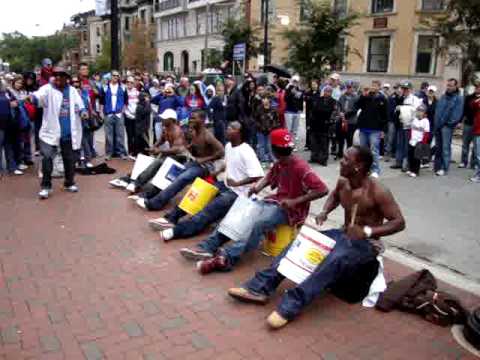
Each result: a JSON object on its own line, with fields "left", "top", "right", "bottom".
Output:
{"left": 0, "top": 160, "right": 478, "bottom": 360}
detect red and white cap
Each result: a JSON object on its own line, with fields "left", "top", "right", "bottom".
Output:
{"left": 270, "top": 128, "right": 294, "bottom": 149}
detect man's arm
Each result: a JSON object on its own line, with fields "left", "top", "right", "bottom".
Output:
{"left": 159, "top": 131, "right": 185, "bottom": 156}
{"left": 369, "top": 186, "right": 406, "bottom": 238}
{"left": 316, "top": 179, "right": 343, "bottom": 225}
{"left": 247, "top": 174, "right": 272, "bottom": 197}
{"left": 195, "top": 133, "right": 225, "bottom": 164}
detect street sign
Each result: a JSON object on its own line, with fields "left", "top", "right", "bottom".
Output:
{"left": 233, "top": 43, "right": 246, "bottom": 61}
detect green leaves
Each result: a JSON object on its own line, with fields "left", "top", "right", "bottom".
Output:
{"left": 221, "top": 18, "right": 261, "bottom": 65}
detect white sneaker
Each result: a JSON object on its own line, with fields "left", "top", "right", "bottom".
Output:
{"left": 128, "top": 155, "right": 136, "bottom": 161}
{"left": 86, "top": 162, "right": 94, "bottom": 168}
{"left": 470, "top": 176, "right": 480, "bottom": 183}
{"left": 126, "top": 183, "right": 136, "bottom": 193}
{"left": 13, "top": 169, "right": 24, "bottom": 176}
{"left": 458, "top": 163, "right": 466, "bottom": 169}
{"left": 420, "top": 163, "right": 430, "bottom": 169}
{"left": 436, "top": 170, "right": 446, "bottom": 176}
{"left": 109, "top": 179, "right": 129, "bottom": 188}
{"left": 18, "top": 164, "right": 28, "bottom": 170}
{"left": 38, "top": 188, "right": 52, "bottom": 199}
{"left": 136, "top": 198, "right": 147, "bottom": 209}
{"left": 64, "top": 185, "right": 79, "bottom": 193}
{"left": 408, "top": 172, "right": 417, "bottom": 178}
{"left": 370, "top": 172, "right": 379, "bottom": 179}
{"left": 127, "top": 195, "right": 140, "bottom": 201}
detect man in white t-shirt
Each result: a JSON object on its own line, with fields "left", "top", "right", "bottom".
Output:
{"left": 149, "top": 121, "right": 264, "bottom": 242}
{"left": 407, "top": 104, "right": 430, "bottom": 177}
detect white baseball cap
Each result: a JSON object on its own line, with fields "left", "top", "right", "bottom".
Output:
{"left": 330, "top": 73, "right": 340, "bottom": 80}
{"left": 427, "top": 85, "right": 437, "bottom": 93}
{"left": 383, "top": 83, "right": 391, "bottom": 89}
{"left": 159, "top": 109, "right": 177, "bottom": 120}
{"left": 292, "top": 75, "right": 300, "bottom": 82}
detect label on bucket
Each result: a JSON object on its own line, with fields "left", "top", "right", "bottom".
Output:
{"left": 151, "top": 157, "right": 185, "bottom": 190}
{"left": 130, "top": 154, "right": 156, "bottom": 180}
{"left": 277, "top": 225, "right": 336, "bottom": 285}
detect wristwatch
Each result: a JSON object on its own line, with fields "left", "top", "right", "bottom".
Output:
{"left": 363, "top": 226, "right": 373, "bottom": 238}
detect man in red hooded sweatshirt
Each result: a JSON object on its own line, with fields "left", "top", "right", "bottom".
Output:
{"left": 39, "top": 58, "right": 54, "bottom": 87}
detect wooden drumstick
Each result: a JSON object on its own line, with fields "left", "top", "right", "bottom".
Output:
{"left": 350, "top": 203, "right": 358, "bottom": 227}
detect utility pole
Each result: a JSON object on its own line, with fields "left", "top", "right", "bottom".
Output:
{"left": 111, "top": 0, "right": 120, "bottom": 70}
{"left": 263, "top": 0, "right": 269, "bottom": 68}
{"left": 203, "top": 1, "right": 210, "bottom": 71}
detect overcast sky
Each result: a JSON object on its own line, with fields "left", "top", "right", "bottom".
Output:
{"left": 0, "top": 0, "right": 96, "bottom": 37}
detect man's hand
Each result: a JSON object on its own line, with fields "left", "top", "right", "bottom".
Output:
{"left": 226, "top": 178, "right": 240, "bottom": 187}
{"left": 80, "top": 112, "right": 89, "bottom": 120}
{"left": 315, "top": 211, "right": 328, "bottom": 226}
{"left": 346, "top": 225, "right": 367, "bottom": 241}
{"left": 280, "top": 199, "right": 297, "bottom": 210}
{"left": 247, "top": 185, "right": 258, "bottom": 198}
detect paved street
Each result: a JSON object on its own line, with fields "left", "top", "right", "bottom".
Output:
{"left": 0, "top": 155, "right": 479, "bottom": 359}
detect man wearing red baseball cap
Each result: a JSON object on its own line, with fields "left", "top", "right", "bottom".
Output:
{"left": 181, "top": 128, "right": 329, "bottom": 275}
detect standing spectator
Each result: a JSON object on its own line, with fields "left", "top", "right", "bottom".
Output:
{"left": 9, "top": 76, "right": 31, "bottom": 170}
{"left": 407, "top": 105, "right": 430, "bottom": 178}
{"left": 23, "top": 72, "right": 39, "bottom": 159}
{"left": 415, "top": 82, "right": 429, "bottom": 104}
{"left": 322, "top": 73, "right": 342, "bottom": 101}
{"left": 304, "top": 80, "right": 320, "bottom": 150}
{"left": 434, "top": 79, "right": 464, "bottom": 176}
{"left": 337, "top": 81, "right": 359, "bottom": 159}
{"left": 381, "top": 83, "right": 391, "bottom": 98}
{"left": 207, "top": 83, "right": 227, "bottom": 144}
{"left": 30, "top": 67, "right": 87, "bottom": 199}
{"left": 78, "top": 63, "right": 98, "bottom": 159}
{"left": 355, "top": 82, "right": 389, "bottom": 177}
{"left": 275, "top": 79, "right": 287, "bottom": 128}
{"left": 151, "top": 83, "right": 183, "bottom": 143}
{"left": 0, "top": 81, "right": 22, "bottom": 176}
{"left": 71, "top": 76, "right": 94, "bottom": 168}
{"left": 100, "top": 70, "right": 128, "bottom": 160}
{"left": 39, "top": 58, "right": 53, "bottom": 86}
{"left": 391, "top": 81, "right": 421, "bottom": 172}
{"left": 185, "top": 83, "right": 206, "bottom": 117}
{"left": 460, "top": 83, "right": 479, "bottom": 169}
{"left": 255, "top": 96, "right": 280, "bottom": 165}
{"left": 134, "top": 92, "right": 151, "bottom": 157}
{"left": 284, "top": 75, "right": 303, "bottom": 147}
{"left": 310, "top": 86, "right": 337, "bottom": 166}
{"left": 469, "top": 82, "right": 480, "bottom": 182}
{"left": 385, "top": 84, "right": 401, "bottom": 161}
{"left": 224, "top": 75, "right": 243, "bottom": 123}
{"left": 124, "top": 76, "right": 140, "bottom": 158}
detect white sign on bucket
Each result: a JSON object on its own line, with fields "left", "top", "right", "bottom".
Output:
{"left": 151, "top": 157, "right": 185, "bottom": 190}
{"left": 130, "top": 154, "right": 156, "bottom": 180}
{"left": 217, "top": 196, "right": 263, "bottom": 242}
{"left": 277, "top": 225, "right": 337, "bottom": 285}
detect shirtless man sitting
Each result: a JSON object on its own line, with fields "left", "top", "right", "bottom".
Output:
{"left": 228, "top": 146, "right": 406, "bottom": 329}
{"left": 109, "top": 109, "right": 186, "bottom": 198}
{"left": 139, "top": 109, "right": 225, "bottom": 211}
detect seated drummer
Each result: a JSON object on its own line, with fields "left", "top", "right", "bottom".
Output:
{"left": 149, "top": 121, "right": 264, "bottom": 242}
{"left": 180, "top": 128, "right": 329, "bottom": 274}
{"left": 139, "top": 109, "right": 225, "bottom": 210}
{"left": 228, "top": 146, "right": 406, "bottom": 329}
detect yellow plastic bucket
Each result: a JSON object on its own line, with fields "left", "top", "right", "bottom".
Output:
{"left": 264, "top": 225, "right": 297, "bottom": 257}
{"left": 178, "top": 177, "right": 219, "bottom": 215}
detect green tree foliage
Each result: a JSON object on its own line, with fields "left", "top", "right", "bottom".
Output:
{"left": 91, "top": 36, "right": 112, "bottom": 74}
{"left": 221, "top": 18, "right": 261, "bottom": 65}
{"left": 0, "top": 31, "right": 78, "bottom": 72}
{"left": 283, "top": 0, "right": 359, "bottom": 81}
{"left": 425, "top": 0, "right": 480, "bottom": 85}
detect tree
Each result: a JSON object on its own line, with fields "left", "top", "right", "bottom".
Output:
{"left": 283, "top": 0, "right": 359, "bottom": 81}
{"left": 122, "top": 20, "right": 157, "bottom": 72}
{"left": 93, "top": 36, "right": 112, "bottom": 73}
{"left": 0, "top": 31, "right": 78, "bottom": 72}
{"left": 425, "top": 0, "right": 480, "bottom": 85}
{"left": 221, "top": 17, "right": 261, "bottom": 66}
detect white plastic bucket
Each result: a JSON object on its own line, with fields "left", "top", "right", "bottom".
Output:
{"left": 151, "top": 157, "right": 185, "bottom": 190}
{"left": 217, "top": 196, "right": 263, "bottom": 242}
{"left": 130, "top": 154, "right": 156, "bottom": 180}
{"left": 277, "top": 224, "right": 337, "bottom": 284}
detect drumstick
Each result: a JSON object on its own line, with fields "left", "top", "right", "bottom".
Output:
{"left": 350, "top": 203, "right": 358, "bottom": 227}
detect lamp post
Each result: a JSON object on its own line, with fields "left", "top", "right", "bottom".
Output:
{"left": 263, "top": 0, "right": 269, "bottom": 67}
{"left": 111, "top": 0, "right": 120, "bottom": 70}
{"left": 203, "top": 1, "right": 210, "bottom": 71}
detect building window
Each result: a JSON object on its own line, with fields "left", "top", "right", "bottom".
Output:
{"left": 332, "top": 37, "right": 346, "bottom": 71}
{"left": 96, "top": 44, "right": 101, "bottom": 54}
{"left": 333, "top": 0, "right": 348, "bottom": 18}
{"left": 416, "top": 35, "right": 438, "bottom": 74}
{"left": 164, "top": 52, "right": 174, "bottom": 71}
{"left": 83, "top": 48, "right": 88, "bottom": 55}
{"left": 367, "top": 36, "right": 390, "bottom": 72}
{"left": 140, "top": 9, "right": 146, "bottom": 23}
{"left": 125, "top": 17, "right": 130, "bottom": 31}
{"left": 421, "top": 0, "right": 446, "bottom": 11}
{"left": 103, "top": 23, "right": 107, "bottom": 33}
{"left": 83, "top": 31, "right": 87, "bottom": 41}
{"left": 96, "top": 27, "right": 101, "bottom": 37}
{"left": 371, "top": 0, "right": 394, "bottom": 14}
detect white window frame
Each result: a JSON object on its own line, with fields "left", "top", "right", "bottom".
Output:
{"left": 412, "top": 32, "right": 439, "bottom": 75}
{"left": 370, "top": 0, "right": 395, "bottom": 15}
{"left": 416, "top": 0, "right": 447, "bottom": 12}
{"left": 364, "top": 32, "right": 394, "bottom": 73}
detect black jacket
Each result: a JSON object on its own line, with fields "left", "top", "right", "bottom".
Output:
{"left": 356, "top": 93, "right": 389, "bottom": 130}
{"left": 310, "top": 95, "right": 338, "bottom": 133}
{"left": 225, "top": 86, "right": 244, "bottom": 123}
{"left": 285, "top": 85, "right": 304, "bottom": 113}
{"left": 207, "top": 96, "right": 226, "bottom": 125}
{"left": 464, "top": 93, "right": 479, "bottom": 126}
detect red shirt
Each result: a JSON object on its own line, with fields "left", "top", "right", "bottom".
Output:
{"left": 470, "top": 96, "right": 480, "bottom": 136}
{"left": 265, "top": 155, "right": 328, "bottom": 226}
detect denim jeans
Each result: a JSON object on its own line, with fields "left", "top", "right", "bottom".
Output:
{"left": 385, "top": 122, "right": 397, "bottom": 157}
{"left": 474, "top": 136, "right": 480, "bottom": 178}
{"left": 434, "top": 126, "right": 454, "bottom": 173}
{"left": 359, "top": 129, "right": 382, "bottom": 174}
{"left": 0, "top": 129, "right": 17, "bottom": 173}
{"left": 461, "top": 124, "right": 477, "bottom": 168}
{"left": 198, "top": 202, "right": 288, "bottom": 269}
{"left": 244, "top": 229, "right": 376, "bottom": 320}
{"left": 82, "top": 128, "right": 95, "bottom": 161}
{"left": 40, "top": 139, "right": 76, "bottom": 189}
{"left": 134, "top": 158, "right": 164, "bottom": 189}
{"left": 153, "top": 118, "right": 162, "bottom": 144}
{"left": 167, "top": 182, "right": 238, "bottom": 239}
{"left": 104, "top": 114, "right": 127, "bottom": 157}
{"left": 214, "top": 120, "right": 226, "bottom": 145}
{"left": 20, "top": 128, "right": 32, "bottom": 163}
{"left": 145, "top": 161, "right": 207, "bottom": 211}
{"left": 395, "top": 128, "right": 409, "bottom": 168}
{"left": 256, "top": 132, "right": 273, "bottom": 163}
{"left": 285, "top": 112, "right": 300, "bottom": 143}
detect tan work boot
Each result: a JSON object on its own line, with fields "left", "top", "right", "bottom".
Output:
{"left": 267, "top": 311, "right": 289, "bottom": 329}
{"left": 228, "top": 287, "right": 268, "bottom": 305}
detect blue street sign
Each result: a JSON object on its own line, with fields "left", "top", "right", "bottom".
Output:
{"left": 233, "top": 43, "right": 246, "bottom": 61}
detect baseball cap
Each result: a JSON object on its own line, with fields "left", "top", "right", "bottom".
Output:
{"left": 383, "top": 83, "right": 391, "bottom": 89}
{"left": 52, "top": 67, "right": 69, "bottom": 76}
{"left": 427, "top": 85, "right": 437, "bottom": 93}
{"left": 330, "top": 73, "right": 340, "bottom": 80}
{"left": 270, "top": 128, "right": 294, "bottom": 149}
{"left": 159, "top": 109, "right": 177, "bottom": 120}
{"left": 292, "top": 75, "right": 300, "bottom": 82}
{"left": 400, "top": 80, "right": 413, "bottom": 89}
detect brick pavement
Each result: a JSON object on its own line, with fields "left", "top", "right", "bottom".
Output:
{"left": 0, "top": 160, "right": 478, "bottom": 360}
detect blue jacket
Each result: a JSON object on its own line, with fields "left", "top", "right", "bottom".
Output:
{"left": 0, "top": 91, "right": 11, "bottom": 130}
{"left": 102, "top": 84, "right": 127, "bottom": 115}
{"left": 434, "top": 91, "right": 464, "bottom": 130}
{"left": 151, "top": 94, "right": 184, "bottom": 114}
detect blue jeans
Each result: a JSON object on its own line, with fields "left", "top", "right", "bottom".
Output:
{"left": 474, "top": 136, "right": 480, "bottom": 178}
{"left": 145, "top": 162, "right": 207, "bottom": 211}
{"left": 167, "top": 182, "right": 238, "bottom": 239}
{"left": 104, "top": 114, "right": 127, "bottom": 157}
{"left": 285, "top": 112, "right": 300, "bottom": 142}
{"left": 461, "top": 124, "right": 477, "bottom": 168}
{"left": 256, "top": 132, "right": 273, "bottom": 163}
{"left": 395, "top": 128, "right": 409, "bottom": 168}
{"left": 359, "top": 129, "right": 382, "bottom": 174}
{"left": 40, "top": 139, "right": 76, "bottom": 189}
{"left": 20, "top": 128, "right": 32, "bottom": 163}
{"left": 82, "top": 128, "right": 95, "bottom": 161}
{"left": 198, "top": 202, "right": 288, "bottom": 269}
{"left": 434, "top": 126, "right": 454, "bottom": 172}
{"left": 385, "top": 122, "right": 397, "bottom": 157}
{"left": 244, "top": 229, "right": 376, "bottom": 320}
{"left": 0, "top": 129, "right": 16, "bottom": 173}
{"left": 213, "top": 120, "right": 226, "bottom": 145}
